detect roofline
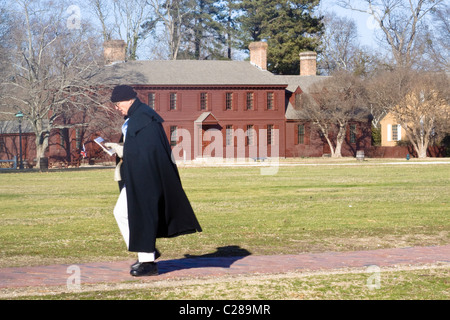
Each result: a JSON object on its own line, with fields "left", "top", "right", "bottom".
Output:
{"left": 123, "top": 84, "right": 289, "bottom": 89}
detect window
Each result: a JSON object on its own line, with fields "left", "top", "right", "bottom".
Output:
{"left": 246, "top": 92, "right": 254, "bottom": 110}
{"left": 246, "top": 125, "right": 254, "bottom": 146}
{"left": 148, "top": 93, "right": 155, "bottom": 109}
{"left": 170, "top": 126, "right": 177, "bottom": 147}
{"left": 170, "top": 92, "right": 177, "bottom": 110}
{"left": 350, "top": 124, "right": 357, "bottom": 144}
{"left": 200, "top": 92, "right": 207, "bottom": 110}
{"left": 59, "top": 129, "right": 67, "bottom": 149}
{"left": 267, "top": 92, "right": 274, "bottom": 110}
{"left": 75, "top": 128, "right": 82, "bottom": 149}
{"left": 0, "top": 137, "right": 5, "bottom": 153}
{"left": 226, "top": 125, "right": 233, "bottom": 146}
{"left": 267, "top": 125, "right": 274, "bottom": 145}
{"left": 387, "top": 124, "right": 401, "bottom": 142}
{"left": 297, "top": 124, "right": 305, "bottom": 144}
{"left": 226, "top": 92, "right": 233, "bottom": 110}
{"left": 392, "top": 124, "right": 398, "bottom": 141}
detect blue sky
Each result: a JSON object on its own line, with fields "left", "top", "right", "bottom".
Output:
{"left": 72, "top": 0, "right": 382, "bottom": 59}
{"left": 318, "top": 0, "right": 381, "bottom": 49}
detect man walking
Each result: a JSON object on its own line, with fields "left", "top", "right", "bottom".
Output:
{"left": 106, "top": 85, "right": 202, "bottom": 277}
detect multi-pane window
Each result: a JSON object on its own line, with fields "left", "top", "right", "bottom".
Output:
{"left": 200, "top": 92, "right": 207, "bottom": 110}
{"left": 297, "top": 124, "right": 305, "bottom": 144}
{"left": 226, "top": 125, "right": 233, "bottom": 146}
{"left": 75, "top": 128, "right": 82, "bottom": 149}
{"left": 170, "top": 92, "right": 177, "bottom": 110}
{"left": 246, "top": 92, "right": 254, "bottom": 110}
{"left": 246, "top": 125, "right": 254, "bottom": 146}
{"left": 226, "top": 92, "right": 233, "bottom": 110}
{"left": 388, "top": 124, "right": 401, "bottom": 142}
{"left": 350, "top": 124, "right": 357, "bottom": 144}
{"left": 170, "top": 126, "right": 177, "bottom": 146}
{"left": 267, "top": 125, "right": 274, "bottom": 145}
{"left": 267, "top": 92, "right": 274, "bottom": 110}
{"left": 392, "top": 124, "right": 398, "bottom": 141}
{"left": 148, "top": 93, "right": 155, "bottom": 109}
{"left": 59, "top": 129, "right": 67, "bottom": 148}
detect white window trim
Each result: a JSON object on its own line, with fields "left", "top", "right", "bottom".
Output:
{"left": 387, "top": 124, "right": 402, "bottom": 142}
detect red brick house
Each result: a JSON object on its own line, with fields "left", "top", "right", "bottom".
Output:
{"left": 93, "top": 40, "right": 371, "bottom": 162}
{"left": 0, "top": 120, "right": 35, "bottom": 168}
{"left": 282, "top": 75, "right": 372, "bottom": 157}
{"left": 0, "top": 41, "right": 372, "bottom": 166}
{"left": 96, "top": 60, "right": 287, "bottom": 161}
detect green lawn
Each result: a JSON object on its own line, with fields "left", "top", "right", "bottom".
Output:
{"left": 0, "top": 161, "right": 448, "bottom": 268}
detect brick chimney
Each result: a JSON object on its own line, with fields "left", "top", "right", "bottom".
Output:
{"left": 299, "top": 51, "right": 317, "bottom": 76}
{"left": 103, "top": 40, "right": 126, "bottom": 65}
{"left": 249, "top": 41, "right": 268, "bottom": 70}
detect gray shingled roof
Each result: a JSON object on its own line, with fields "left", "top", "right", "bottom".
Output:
{"left": 93, "top": 59, "right": 331, "bottom": 93}
{"left": 276, "top": 75, "right": 330, "bottom": 93}
{"left": 93, "top": 59, "right": 332, "bottom": 121}
{"left": 94, "top": 60, "right": 285, "bottom": 86}
{"left": 277, "top": 75, "right": 329, "bottom": 120}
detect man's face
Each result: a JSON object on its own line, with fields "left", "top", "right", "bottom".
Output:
{"left": 114, "top": 99, "right": 134, "bottom": 116}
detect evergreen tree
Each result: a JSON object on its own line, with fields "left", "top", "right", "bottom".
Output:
{"left": 181, "top": 0, "right": 224, "bottom": 59}
{"left": 215, "top": 0, "right": 241, "bottom": 59}
{"left": 239, "top": 0, "right": 323, "bottom": 74}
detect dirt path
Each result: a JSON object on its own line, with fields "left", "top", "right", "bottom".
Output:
{"left": 1, "top": 244, "right": 448, "bottom": 298}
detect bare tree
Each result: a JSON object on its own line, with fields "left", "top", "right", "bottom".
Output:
{"left": 318, "top": 12, "right": 382, "bottom": 76}
{"left": 0, "top": 0, "right": 108, "bottom": 167}
{"left": 364, "top": 68, "right": 449, "bottom": 158}
{"left": 87, "top": 0, "right": 155, "bottom": 61}
{"left": 112, "top": 0, "right": 155, "bottom": 60}
{"left": 0, "top": 2, "right": 13, "bottom": 116}
{"left": 148, "top": 0, "right": 195, "bottom": 60}
{"left": 87, "top": 0, "right": 115, "bottom": 42}
{"left": 423, "top": 4, "right": 450, "bottom": 72}
{"left": 318, "top": 13, "right": 359, "bottom": 74}
{"left": 299, "top": 71, "right": 369, "bottom": 157}
{"left": 364, "top": 67, "right": 412, "bottom": 128}
{"left": 391, "top": 72, "right": 449, "bottom": 158}
{"left": 338, "top": 0, "right": 445, "bottom": 68}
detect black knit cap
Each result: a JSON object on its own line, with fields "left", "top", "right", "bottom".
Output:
{"left": 110, "top": 85, "right": 137, "bottom": 102}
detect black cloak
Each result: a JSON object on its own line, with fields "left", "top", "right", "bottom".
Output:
{"left": 119, "top": 98, "right": 202, "bottom": 253}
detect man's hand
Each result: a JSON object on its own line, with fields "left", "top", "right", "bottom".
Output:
{"left": 105, "top": 142, "right": 124, "bottom": 158}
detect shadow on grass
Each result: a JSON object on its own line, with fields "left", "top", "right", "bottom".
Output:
{"left": 157, "top": 245, "right": 251, "bottom": 275}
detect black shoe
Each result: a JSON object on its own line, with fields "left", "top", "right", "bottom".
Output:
{"left": 130, "top": 262, "right": 158, "bottom": 277}
{"left": 130, "top": 260, "right": 140, "bottom": 270}
{"left": 130, "top": 249, "right": 161, "bottom": 270}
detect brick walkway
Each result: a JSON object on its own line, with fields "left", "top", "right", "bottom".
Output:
{"left": 0, "top": 245, "right": 449, "bottom": 289}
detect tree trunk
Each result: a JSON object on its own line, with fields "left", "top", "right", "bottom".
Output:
{"left": 416, "top": 135, "right": 429, "bottom": 158}
{"left": 324, "top": 135, "right": 335, "bottom": 157}
{"left": 332, "top": 125, "right": 347, "bottom": 158}
{"left": 403, "top": 125, "right": 430, "bottom": 159}
{"left": 417, "top": 145, "right": 428, "bottom": 158}
{"left": 35, "top": 131, "right": 49, "bottom": 169}
{"left": 333, "top": 141, "right": 343, "bottom": 158}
